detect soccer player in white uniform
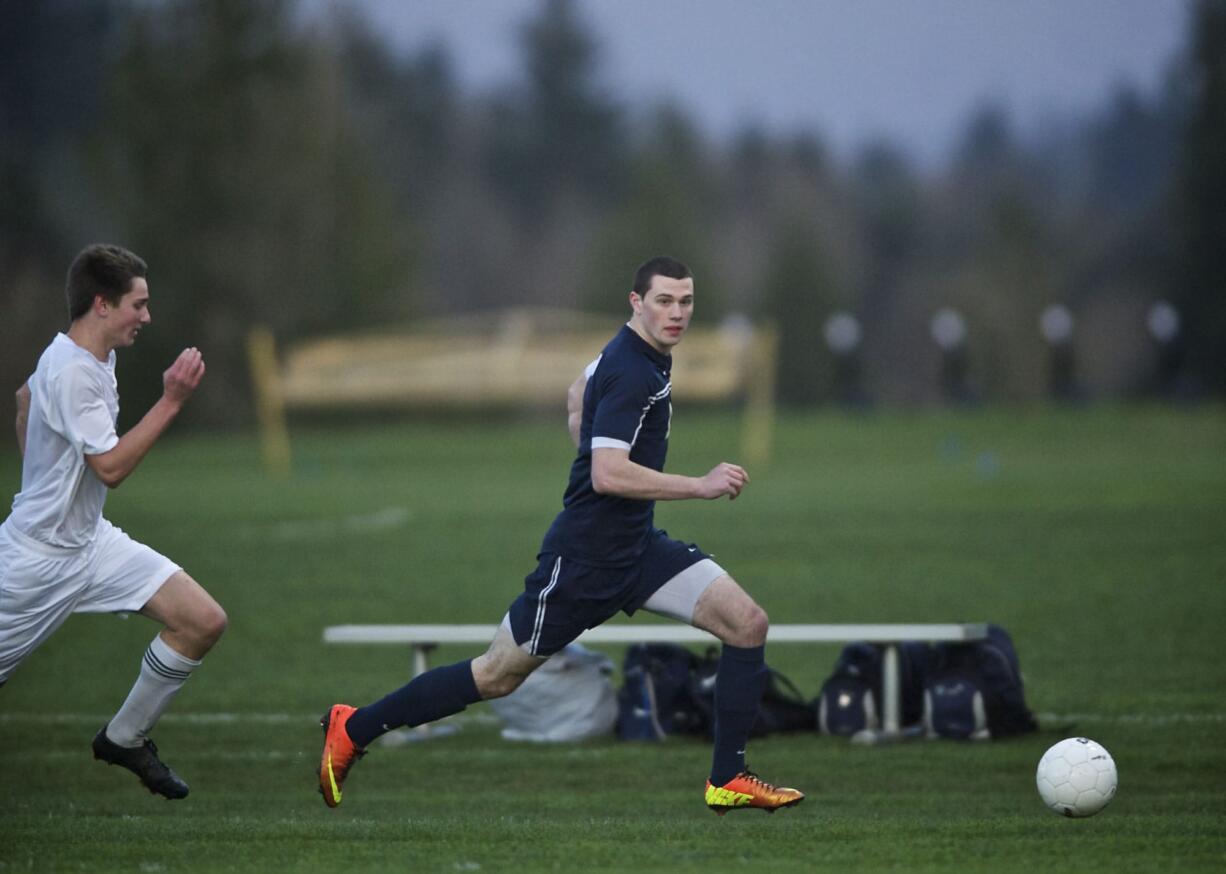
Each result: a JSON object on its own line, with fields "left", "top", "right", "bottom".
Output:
{"left": 0, "top": 244, "right": 227, "bottom": 799}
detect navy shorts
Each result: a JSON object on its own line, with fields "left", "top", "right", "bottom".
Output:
{"left": 507, "top": 529, "right": 714, "bottom": 657}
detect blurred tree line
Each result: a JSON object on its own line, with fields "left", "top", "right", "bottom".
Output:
{"left": 2, "top": 0, "right": 1223, "bottom": 425}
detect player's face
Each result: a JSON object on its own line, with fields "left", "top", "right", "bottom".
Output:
{"left": 104, "top": 278, "right": 152, "bottom": 348}
{"left": 630, "top": 275, "right": 694, "bottom": 353}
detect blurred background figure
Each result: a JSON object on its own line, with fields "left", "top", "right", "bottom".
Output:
{"left": 1145, "top": 300, "right": 1188, "bottom": 400}
{"left": 822, "top": 311, "right": 869, "bottom": 409}
{"left": 930, "top": 308, "right": 976, "bottom": 406}
{"left": 1039, "top": 304, "right": 1083, "bottom": 403}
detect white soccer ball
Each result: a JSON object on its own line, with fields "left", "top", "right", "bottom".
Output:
{"left": 1036, "top": 737, "right": 1118, "bottom": 817}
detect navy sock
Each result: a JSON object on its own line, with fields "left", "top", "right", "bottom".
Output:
{"left": 709, "top": 643, "right": 768, "bottom": 786}
{"left": 345, "top": 659, "right": 481, "bottom": 748}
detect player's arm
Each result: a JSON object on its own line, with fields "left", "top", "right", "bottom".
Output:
{"left": 85, "top": 348, "right": 204, "bottom": 489}
{"left": 567, "top": 373, "right": 587, "bottom": 448}
{"left": 591, "top": 447, "right": 748, "bottom": 501}
{"left": 15, "top": 381, "right": 30, "bottom": 458}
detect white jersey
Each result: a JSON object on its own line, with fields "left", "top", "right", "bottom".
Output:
{"left": 8, "top": 333, "right": 120, "bottom": 548}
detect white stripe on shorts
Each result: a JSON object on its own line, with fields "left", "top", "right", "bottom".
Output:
{"left": 529, "top": 556, "right": 563, "bottom": 656}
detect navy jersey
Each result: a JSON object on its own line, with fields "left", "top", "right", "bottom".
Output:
{"left": 540, "top": 325, "right": 673, "bottom": 567}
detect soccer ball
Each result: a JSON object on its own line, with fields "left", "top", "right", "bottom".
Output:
{"left": 1036, "top": 737, "right": 1118, "bottom": 817}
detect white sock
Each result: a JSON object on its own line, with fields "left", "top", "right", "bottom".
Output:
{"left": 106, "top": 635, "right": 201, "bottom": 748}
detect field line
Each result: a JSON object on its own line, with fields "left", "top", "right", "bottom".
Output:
{"left": 2, "top": 711, "right": 1223, "bottom": 726}
{"left": 0, "top": 712, "right": 315, "bottom": 725}
{"left": 1037, "top": 711, "right": 1226, "bottom": 726}
{"left": 0, "top": 711, "right": 497, "bottom": 726}
{"left": 233, "top": 506, "right": 413, "bottom": 542}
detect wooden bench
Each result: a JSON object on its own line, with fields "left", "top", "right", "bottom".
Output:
{"left": 247, "top": 309, "right": 778, "bottom": 474}
{"left": 322, "top": 622, "right": 989, "bottom": 739}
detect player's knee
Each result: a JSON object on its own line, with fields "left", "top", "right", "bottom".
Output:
{"left": 485, "top": 673, "right": 527, "bottom": 700}
{"left": 191, "top": 603, "right": 227, "bottom": 649}
{"left": 740, "top": 603, "right": 769, "bottom": 647}
{"left": 472, "top": 662, "right": 527, "bottom": 700}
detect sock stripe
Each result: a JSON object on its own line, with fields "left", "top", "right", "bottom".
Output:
{"left": 144, "top": 648, "right": 192, "bottom": 682}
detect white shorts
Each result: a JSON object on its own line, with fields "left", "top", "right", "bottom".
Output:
{"left": 0, "top": 518, "right": 180, "bottom": 684}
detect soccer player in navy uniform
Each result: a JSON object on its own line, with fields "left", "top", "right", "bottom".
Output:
{"left": 319, "top": 256, "right": 803, "bottom": 814}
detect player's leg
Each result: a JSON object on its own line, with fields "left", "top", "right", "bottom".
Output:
{"left": 690, "top": 576, "right": 803, "bottom": 813}
{"left": 345, "top": 623, "right": 542, "bottom": 744}
{"left": 105, "top": 569, "right": 226, "bottom": 737}
{"left": 471, "top": 621, "right": 551, "bottom": 697}
{"left": 0, "top": 522, "right": 87, "bottom": 688}
{"left": 138, "top": 569, "right": 228, "bottom": 660}
{"left": 76, "top": 522, "right": 226, "bottom": 799}
{"left": 318, "top": 654, "right": 486, "bottom": 810}
{"left": 690, "top": 576, "right": 767, "bottom": 769}
{"left": 319, "top": 624, "right": 545, "bottom": 808}
{"left": 338, "top": 583, "right": 556, "bottom": 749}
{"left": 318, "top": 553, "right": 601, "bottom": 808}
{"left": 90, "top": 569, "right": 225, "bottom": 799}
{"left": 107, "top": 568, "right": 225, "bottom": 745}
{"left": 645, "top": 570, "right": 769, "bottom": 778}
{"left": 639, "top": 538, "right": 803, "bottom": 814}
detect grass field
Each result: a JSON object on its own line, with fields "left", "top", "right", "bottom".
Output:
{"left": 2, "top": 405, "right": 1224, "bottom": 872}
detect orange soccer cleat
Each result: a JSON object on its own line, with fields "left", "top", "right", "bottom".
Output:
{"left": 318, "top": 704, "right": 366, "bottom": 808}
{"left": 704, "top": 770, "right": 805, "bottom": 815}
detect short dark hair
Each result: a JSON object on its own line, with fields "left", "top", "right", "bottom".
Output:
{"left": 66, "top": 244, "right": 148, "bottom": 321}
{"left": 633, "top": 256, "right": 691, "bottom": 296}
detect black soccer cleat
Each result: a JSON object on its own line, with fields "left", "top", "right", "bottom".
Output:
{"left": 92, "top": 726, "right": 190, "bottom": 800}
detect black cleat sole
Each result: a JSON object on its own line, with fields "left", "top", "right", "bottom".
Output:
{"left": 92, "top": 726, "right": 190, "bottom": 800}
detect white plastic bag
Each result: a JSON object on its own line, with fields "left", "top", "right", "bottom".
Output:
{"left": 489, "top": 643, "right": 618, "bottom": 742}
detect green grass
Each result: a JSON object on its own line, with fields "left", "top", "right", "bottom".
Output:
{"left": 2, "top": 405, "right": 1225, "bottom": 872}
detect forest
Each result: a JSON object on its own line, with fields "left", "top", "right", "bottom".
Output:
{"left": 2, "top": 0, "right": 1223, "bottom": 423}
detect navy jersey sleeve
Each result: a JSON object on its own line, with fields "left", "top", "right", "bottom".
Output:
{"left": 540, "top": 326, "right": 671, "bottom": 566}
{"left": 588, "top": 361, "right": 660, "bottom": 452}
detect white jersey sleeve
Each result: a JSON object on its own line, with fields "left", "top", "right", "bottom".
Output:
{"left": 7, "top": 335, "right": 119, "bottom": 547}
{"left": 49, "top": 359, "right": 120, "bottom": 456}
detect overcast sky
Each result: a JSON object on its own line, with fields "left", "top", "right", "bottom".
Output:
{"left": 323, "top": 0, "right": 1190, "bottom": 166}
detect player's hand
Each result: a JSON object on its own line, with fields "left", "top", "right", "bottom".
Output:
{"left": 163, "top": 347, "right": 205, "bottom": 406}
{"left": 699, "top": 462, "right": 749, "bottom": 500}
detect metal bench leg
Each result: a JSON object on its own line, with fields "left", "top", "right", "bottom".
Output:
{"left": 379, "top": 643, "right": 456, "bottom": 745}
{"left": 412, "top": 643, "right": 434, "bottom": 678}
{"left": 881, "top": 643, "right": 900, "bottom": 735}
{"left": 853, "top": 643, "right": 907, "bottom": 746}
